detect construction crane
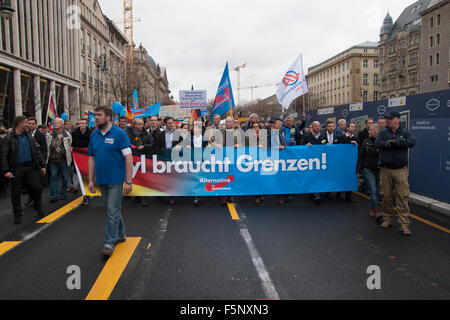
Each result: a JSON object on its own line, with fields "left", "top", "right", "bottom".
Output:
{"left": 240, "top": 83, "right": 280, "bottom": 102}
{"left": 123, "top": 0, "right": 134, "bottom": 102}
{"left": 233, "top": 63, "right": 247, "bottom": 107}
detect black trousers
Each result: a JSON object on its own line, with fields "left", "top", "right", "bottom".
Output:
{"left": 11, "top": 165, "right": 42, "bottom": 218}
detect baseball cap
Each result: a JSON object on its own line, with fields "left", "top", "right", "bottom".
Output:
{"left": 386, "top": 111, "right": 401, "bottom": 119}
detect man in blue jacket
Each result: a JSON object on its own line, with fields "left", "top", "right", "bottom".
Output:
{"left": 376, "top": 111, "right": 416, "bottom": 236}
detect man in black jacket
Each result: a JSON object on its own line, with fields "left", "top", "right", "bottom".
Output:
{"left": 304, "top": 121, "right": 326, "bottom": 205}
{"left": 376, "top": 111, "right": 416, "bottom": 235}
{"left": 336, "top": 122, "right": 359, "bottom": 202}
{"left": 72, "top": 118, "right": 92, "bottom": 205}
{"left": 0, "top": 116, "right": 47, "bottom": 224}
{"left": 127, "top": 118, "right": 154, "bottom": 207}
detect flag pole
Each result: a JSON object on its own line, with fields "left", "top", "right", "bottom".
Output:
{"left": 45, "top": 91, "right": 51, "bottom": 124}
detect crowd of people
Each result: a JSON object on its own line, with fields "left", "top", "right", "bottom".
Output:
{"left": 0, "top": 107, "right": 416, "bottom": 238}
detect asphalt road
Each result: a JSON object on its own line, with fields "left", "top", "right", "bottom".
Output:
{"left": 0, "top": 191, "right": 449, "bottom": 300}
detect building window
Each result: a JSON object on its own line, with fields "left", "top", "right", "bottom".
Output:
{"left": 362, "top": 90, "right": 368, "bottom": 102}
{"left": 429, "top": 55, "right": 433, "bottom": 66}
{"left": 363, "top": 74, "right": 369, "bottom": 85}
{"left": 430, "top": 75, "right": 438, "bottom": 83}
{"left": 374, "top": 74, "right": 379, "bottom": 84}
{"left": 363, "top": 60, "right": 368, "bottom": 68}
{"left": 374, "top": 60, "right": 378, "bottom": 68}
{"left": 437, "top": 14, "right": 440, "bottom": 26}
{"left": 437, "top": 34, "right": 440, "bottom": 46}
{"left": 430, "top": 16, "right": 434, "bottom": 28}
{"left": 409, "top": 73, "right": 417, "bottom": 86}
{"left": 401, "top": 39, "right": 406, "bottom": 48}
{"left": 374, "top": 91, "right": 379, "bottom": 101}
{"left": 436, "top": 53, "right": 440, "bottom": 65}
{"left": 430, "top": 36, "right": 434, "bottom": 47}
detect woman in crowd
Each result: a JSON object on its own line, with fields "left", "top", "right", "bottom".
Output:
{"left": 357, "top": 124, "right": 382, "bottom": 221}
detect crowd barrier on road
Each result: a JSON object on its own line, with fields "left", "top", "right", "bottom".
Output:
{"left": 306, "top": 89, "right": 450, "bottom": 203}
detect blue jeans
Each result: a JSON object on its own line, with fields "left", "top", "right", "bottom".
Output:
{"left": 50, "top": 162, "right": 68, "bottom": 199}
{"left": 100, "top": 184, "right": 126, "bottom": 249}
{"left": 361, "top": 168, "right": 380, "bottom": 209}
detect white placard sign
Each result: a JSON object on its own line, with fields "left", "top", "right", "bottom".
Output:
{"left": 388, "top": 96, "right": 406, "bottom": 108}
{"left": 179, "top": 90, "right": 208, "bottom": 109}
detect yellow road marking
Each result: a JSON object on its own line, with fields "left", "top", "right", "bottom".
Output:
{"left": 409, "top": 214, "right": 450, "bottom": 234}
{"left": 147, "top": 242, "right": 151, "bottom": 250}
{"left": 0, "top": 241, "right": 21, "bottom": 257}
{"left": 37, "top": 197, "right": 83, "bottom": 224}
{"left": 227, "top": 202, "right": 240, "bottom": 220}
{"left": 353, "top": 192, "right": 450, "bottom": 234}
{"left": 86, "top": 237, "right": 141, "bottom": 300}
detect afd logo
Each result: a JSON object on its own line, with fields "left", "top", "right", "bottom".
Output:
{"left": 205, "top": 176, "right": 234, "bottom": 192}
{"left": 282, "top": 71, "right": 300, "bottom": 87}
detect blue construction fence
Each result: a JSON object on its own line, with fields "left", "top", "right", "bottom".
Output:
{"left": 305, "top": 89, "right": 450, "bottom": 204}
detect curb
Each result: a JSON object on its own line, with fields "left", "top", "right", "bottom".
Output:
{"left": 409, "top": 193, "right": 450, "bottom": 218}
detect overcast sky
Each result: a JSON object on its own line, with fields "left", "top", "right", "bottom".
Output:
{"left": 98, "top": 0, "right": 415, "bottom": 105}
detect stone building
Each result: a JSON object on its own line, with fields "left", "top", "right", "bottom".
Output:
{"left": 306, "top": 41, "right": 380, "bottom": 110}
{"left": 79, "top": 0, "right": 130, "bottom": 117}
{"left": 419, "top": 0, "right": 450, "bottom": 93}
{"left": 133, "top": 44, "right": 173, "bottom": 108}
{"left": 0, "top": 0, "right": 81, "bottom": 127}
{"left": 378, "top": 0, "right": 432, "bottom": 99}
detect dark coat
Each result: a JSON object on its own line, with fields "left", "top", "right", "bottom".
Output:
{"left": 71, "top": 127, "right": 92, "bottom": 148}
{"left": 303, "top": 132, "right": 327, "bottom": 145}
{"left": 0, "top": 132, "right": 46, "bottom": 174}
{"left": 357, "top": 137, "right": 380, "bottom": 174}
{"left": 375, "top": 126, "right": 416, "bottom": 169}
{"left": 32, "top": 129, "right": 48, "bottom": 161}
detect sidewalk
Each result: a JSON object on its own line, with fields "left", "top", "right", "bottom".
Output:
{"left": 409, "top": 193, "right": 450, "bottom": 218}
{"left": 0, "top": 185, "right": 80, "bottom": 242}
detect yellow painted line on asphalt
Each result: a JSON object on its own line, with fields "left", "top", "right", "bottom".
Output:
{"left": 353, "top": 192, "right": 450, "bottom": 234}
{"left": 86, "top": 237, "right": 141, "bottom": 300}
{"left": 36, "top": 196, "right": 83, "bottom": 224}
{"left": 408, "top": 214, "right": 450, "bottom": 234}
{"left": 227, "top": 202, "right": 240, "bottom": 220}
{"left": 0, "top": 241, "right": 21, "bottom": 257}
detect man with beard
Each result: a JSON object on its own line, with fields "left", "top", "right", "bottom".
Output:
{"left": 88, "top": 106, "right": 133, "bottom": 257}
{"left": 128, "top": 118, "right": 154, "bottom": 207}
{"left": 72, "top": 118, "right": 92, "bottom": 205}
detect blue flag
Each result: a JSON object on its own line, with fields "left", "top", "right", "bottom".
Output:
{"left": 211, "top": 62, "right": 235, "bottom": 119}
{"left": 88, "top": 111, "right": 96, "bottom": 128}
{"left": 132, "top": 89, "right": 139, "bottom": 109}
{"left": 130, "top": 102, "right": 162, "bottom": 118}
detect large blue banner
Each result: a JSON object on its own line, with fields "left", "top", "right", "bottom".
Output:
{"left": 75, "top": 145, "right": 358, "bottom": 197}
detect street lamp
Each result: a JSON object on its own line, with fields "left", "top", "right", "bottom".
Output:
{"left": 95, "top": 54, "right": 108, "bottom": 107}
{"left": 0, "top": 0, "right": 15, "bottom": 19}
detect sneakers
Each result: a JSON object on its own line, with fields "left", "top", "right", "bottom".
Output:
{"left": 101, "top": 246, "right": 114, "bottom": 257}
{"left": 115, "top": 237, "right": 127, "bottom": 245}
{"left": 399, "top": 225, "right": 412, "bottom": 236}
